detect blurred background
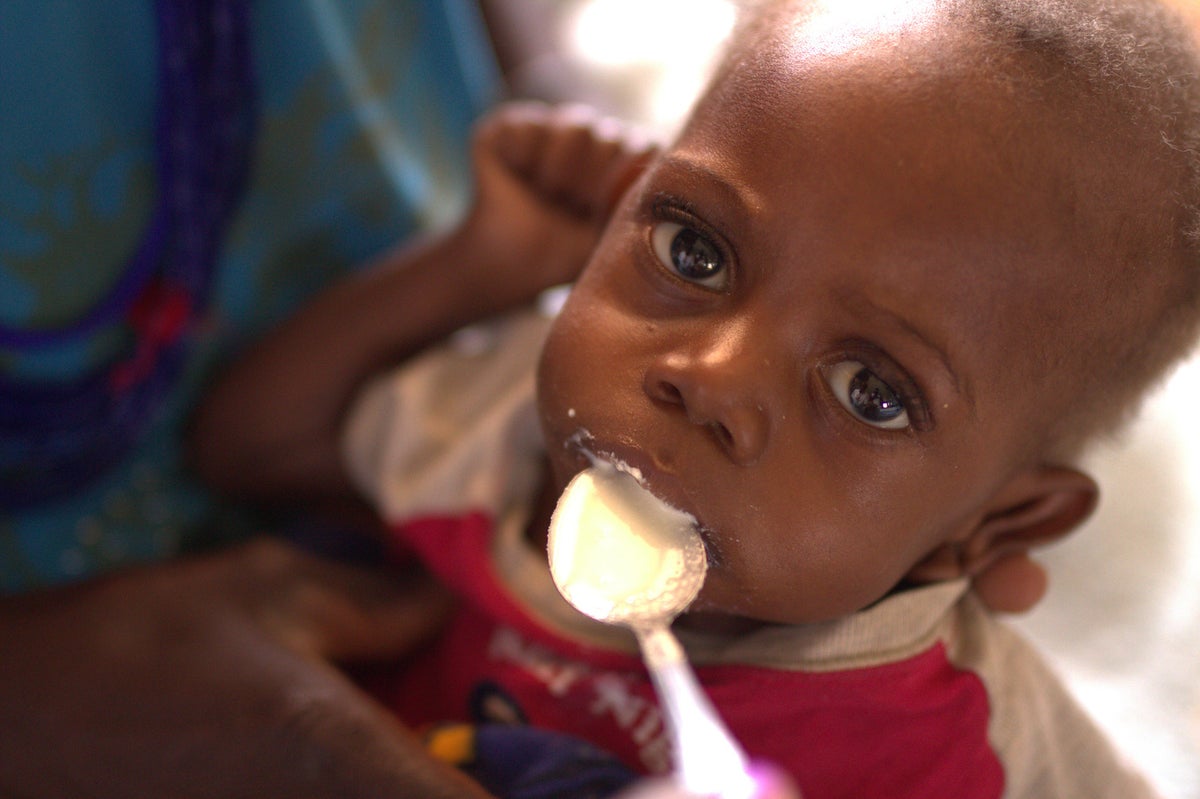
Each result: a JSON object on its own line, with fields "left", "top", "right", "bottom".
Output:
{"left": 516, "top": 1, "right": 1200, "bottom": 796}
{"left": 488, "top": 0, "right": 736, "bottom": 137}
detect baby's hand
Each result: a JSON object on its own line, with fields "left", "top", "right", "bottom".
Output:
{"left": 464, "top": 101, "right": 657, "bottom": 303}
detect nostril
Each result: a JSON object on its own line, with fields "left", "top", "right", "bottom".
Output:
{"left": 710, "top": 422, "right": 734, "bottom": 451}
{"left": 652, "top": 379, "right": 685, "bottom": 406}
{"left": 645, "top": 357, "right": 770, "bottom": 465}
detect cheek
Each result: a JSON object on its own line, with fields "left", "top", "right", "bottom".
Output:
{"left": 712, "top": 496, "right": 918, "bottom": 621}
{"left": 536, "top": 292, "right": 630, "bottom": 453}
{"left": 536, "top": 318, "right": 583, "bottom": 451}
{"left": 701, "top": 450, "right": 966, "bottom": 623}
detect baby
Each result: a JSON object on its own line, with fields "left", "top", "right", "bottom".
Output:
{"left": 194, "top": 0, "right": 1200, "bottom": 796}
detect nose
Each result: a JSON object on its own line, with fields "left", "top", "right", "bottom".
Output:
{"left": 642, "top": 330, "right": 771, "bottom": 465}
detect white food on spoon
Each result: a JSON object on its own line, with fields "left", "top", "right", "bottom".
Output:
{"left": 548, "top": 461, "right": 707, "bottom": 627}
{"left": 548, "top": 460, "right": 757, "bottom": 799}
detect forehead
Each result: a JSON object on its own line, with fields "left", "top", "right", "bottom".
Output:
{"left": 679, "top": 27, "right": 1082, "bottom": 306}
{"left": 647, "top": 8, "right": 1142, "bottom": 438}
{"left": 691, "top": 5, "right": 1069, "bottom": 219}
{"left": 686, "top": 0, "right": 1175, "bottom": 282}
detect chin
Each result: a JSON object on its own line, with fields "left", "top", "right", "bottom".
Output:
{"left": 675, "top": 607, "right": 772, "bottom": 636}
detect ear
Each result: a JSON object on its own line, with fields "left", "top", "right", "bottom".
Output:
{"left": 907, "top": 466, "right": 1099, "bottom": 583}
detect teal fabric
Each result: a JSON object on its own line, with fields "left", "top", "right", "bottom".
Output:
{"left": 0, "top": 0, "right": 500, "bottom": 590}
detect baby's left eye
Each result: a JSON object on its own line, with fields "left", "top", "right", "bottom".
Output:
{"left": 650, "top": 221, "right": 728, "bottom": 290}
{"left": 825, "top": 361, "right": 910, "bottom": 430}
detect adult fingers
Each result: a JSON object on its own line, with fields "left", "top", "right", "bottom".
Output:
{"left": 215, "top": 538, "right": 455, "bottom": 662}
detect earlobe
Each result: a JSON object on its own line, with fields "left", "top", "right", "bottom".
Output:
{"left": 964, "top": 466, "right": 1099, "bottom": 575}
{"left": 908, "top": 466, "right": 1099, "bottom": 583}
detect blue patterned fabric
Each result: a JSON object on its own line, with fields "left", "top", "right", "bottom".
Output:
{"left": 0, "top": 0, "right": 257, "bottom": 511}
{"left": 0, "top": 0, "right": 500, "bottom": 590}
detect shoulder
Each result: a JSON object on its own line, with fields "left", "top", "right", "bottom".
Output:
{"left": 944, "top": 594, "right": 1161, "bottom": 799}
{"left": 343, "top": 308, "right": 553, "bottom": 521}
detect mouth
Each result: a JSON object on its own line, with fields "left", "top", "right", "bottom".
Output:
{"left": 561, "top": 429, "right": 726, "bottom": 569}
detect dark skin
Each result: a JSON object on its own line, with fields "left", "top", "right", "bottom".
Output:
{"left": 533, "top": 15, "right": 1117, "bottom": 626}
{"left": 0, "top": 4, "right": 645, "bottom": 793}
{"left": 15, "top": 0, "right": 1190, "bottom": 792}
{"left": 0, "top": 103, "right": 651, "bottom": 799}
{"left": 180, "top": 8, "right": 1122, "bottom": 793}
{"left": 0, "top": 540, "right": 487, "bottom": 799}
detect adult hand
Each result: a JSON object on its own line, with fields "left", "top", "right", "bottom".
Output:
{"left": 0, "top": 538, "right": 492, "bottom": 799}
{"left": 464, "top": 101, "right": 658, "bottom": 305}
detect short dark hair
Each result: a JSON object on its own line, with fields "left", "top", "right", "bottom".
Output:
{"left": 955, "top": 0, "right": 1200, "bottom": 451}
{"left": 733, "top": 0, "right": 1200, "bottom": 455}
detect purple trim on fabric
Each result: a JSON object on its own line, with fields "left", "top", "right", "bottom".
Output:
{"left": 0, "top": 0, "right": 256, "bottom": 510}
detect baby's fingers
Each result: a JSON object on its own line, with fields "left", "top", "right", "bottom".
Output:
{"left": 475, "top": 101, "right": 656, "bottom": 219}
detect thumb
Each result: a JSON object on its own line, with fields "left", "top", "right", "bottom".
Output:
{"left": 602, "top": 144, "right": 658, "bottom": 217}
{"left": 257, "top": 544, "right": 455, "bottom": 662}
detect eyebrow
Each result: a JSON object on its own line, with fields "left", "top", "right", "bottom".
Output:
{"left": 836, "top": 290, "right": 972, "bottom": 411}
{"left": 654, "top": 154, "right": 764, "bottom": 220}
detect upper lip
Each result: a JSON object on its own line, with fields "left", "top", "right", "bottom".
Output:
{"left": 572, "top": 434, "right": 707, "bottom": 528}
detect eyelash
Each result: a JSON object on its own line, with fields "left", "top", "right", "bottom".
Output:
{"left": 644, "top": 194, "right": 933, "bottom": 438}
{"left": 647, "top": 195, "right": 735, "bottom": 291}
{"left": 820, "top": 350, "right": 932, "bottom": 435}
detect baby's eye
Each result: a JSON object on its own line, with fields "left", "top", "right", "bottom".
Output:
{"left": 651, "top": 221, "right": 728, "bottom": 289}
{"left": 826, "top": 361, "right": 910, "bottom": 430}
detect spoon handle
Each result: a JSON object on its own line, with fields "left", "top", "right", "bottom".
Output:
{"left": 636, "top": 625, "right": 757, "bottom": 799}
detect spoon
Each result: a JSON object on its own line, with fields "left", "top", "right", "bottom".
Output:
{"left": 548, "top": 461, "right": 757, "bottom": 799}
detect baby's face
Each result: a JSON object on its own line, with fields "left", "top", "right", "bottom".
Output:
{"left": 537, "top": 13, "right": 1122, "bottom": 625}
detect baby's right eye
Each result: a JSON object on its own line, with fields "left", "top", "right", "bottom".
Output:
{"left": 651, "top": 221, "right": 728, "bottom": 290}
